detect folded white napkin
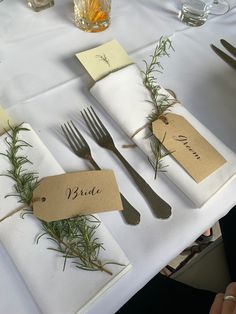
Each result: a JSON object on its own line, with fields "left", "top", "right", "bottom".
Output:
{"left": 91, "top": 64, "right": 236, "bottom": 207}
{"left": 0, "top": 123, "right": 131, "bottom": 314}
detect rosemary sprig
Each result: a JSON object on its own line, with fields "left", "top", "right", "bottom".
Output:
{"left": 142, "top": 37, "right": 173, "bottom": 97}
{"left": 0, "top": 123, "right": 38, "bottom": 210}
{"left": 0, "top": 123, "right": 120, "bottom": 275}
{"left": 38, "top": 216, "right": 116, "bottom": 275}
{"left": 149, "top": 133, "right": 171, "bottom": 179}
{"left": 142, "top": 37, "right": 175, "bottom": 177}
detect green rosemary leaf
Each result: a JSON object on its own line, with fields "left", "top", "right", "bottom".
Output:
{"left": 36, "top": 232, "right": 48, "bottom": 244}
{"left": 102, "top": 261, "right": 125, "bottom": 267}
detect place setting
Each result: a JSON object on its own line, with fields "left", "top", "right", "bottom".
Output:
{"left": 76, "top": 38, "right": 236, "bottom": 209}
{"left": 0, "top": 111, "right": 131, "bottom": 314}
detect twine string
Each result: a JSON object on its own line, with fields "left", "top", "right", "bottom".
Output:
{"left": 0, "top": 197, "right": 42, "bottom": 222}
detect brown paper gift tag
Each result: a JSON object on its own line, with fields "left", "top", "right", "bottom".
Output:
{"left": 33, "top": 170, "right": 123, "bottom": 222}
{"left": 152, "top": 113, "right": 226, "bottom": 183}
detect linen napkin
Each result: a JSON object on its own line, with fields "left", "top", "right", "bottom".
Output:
{"left": 90, "top": 64, "right": 236, "bottom": 207}
{"left": 0, "top": 123, "right": 131, "bottom": 314}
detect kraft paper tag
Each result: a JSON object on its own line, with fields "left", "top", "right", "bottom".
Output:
{"left": 33, "top": 170, "right": 123, "bottom": 222}
{"left": 76, "top": 39, "right": 133, "bottom": 81}
{"left": 0, "top": 106, "right": 14, "bottom": 135}
{"left": 152, "top": 113, "right": 226, "bottom": 183}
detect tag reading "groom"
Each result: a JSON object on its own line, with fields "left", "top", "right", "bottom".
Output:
{"left": 152, "top": 113, "right": 226, "bottom": 183}
{"left": 33, "top": 170, "right": 123, "bottom": 222}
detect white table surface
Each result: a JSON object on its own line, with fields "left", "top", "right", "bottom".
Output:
{"left": 0, "top": 1, "right": 236, "bottom": 313}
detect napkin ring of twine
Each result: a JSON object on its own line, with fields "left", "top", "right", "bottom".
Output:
{"left": 122, "top": 89, "right": 177, "bottom": 149}
{"left": 0, "top": 197, "right": 43, "bottom": 222}
{"left": 122, "top": 115, "right": 169, "bottom": 148}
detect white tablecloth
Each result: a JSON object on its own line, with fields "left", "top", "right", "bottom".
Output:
{"left": 0, "top": 1, "right": 236, "bottom": 313}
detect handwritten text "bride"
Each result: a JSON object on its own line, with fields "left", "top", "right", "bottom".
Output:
{"left": 66, "top": 186, "right": 102, "bottom": 200}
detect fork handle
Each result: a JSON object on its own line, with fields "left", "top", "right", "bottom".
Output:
{"left": 112, "top": 147, "right": 172, "bottom": 219}
{"left": 119, "top": 194, "right": 141, "bottom": 225}
{"left": 89, "top": 156, "right": 141, "bottom": 225}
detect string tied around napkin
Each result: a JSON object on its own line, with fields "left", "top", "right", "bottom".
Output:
{"left": 122, "top": 115, "right": 169, "bottom": 149}
{"left": 122, "top": 88, "right": 177, "bottom": 149}
{"left": 0, "top": 197, "right": 41, "bottom": 222}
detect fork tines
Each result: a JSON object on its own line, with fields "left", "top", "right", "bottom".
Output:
{"left": 81, "top": 107, "right": 110, "bottom": 141}
{"left": 61, "top": 121, "right": 90, "bottom": 155}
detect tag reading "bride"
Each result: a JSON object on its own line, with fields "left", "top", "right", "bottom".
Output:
{"left": 33, "top": 170, "right": 123, "bottom": 222}
{"left": 152, "top": 113, "right": 226, "bottom": 183}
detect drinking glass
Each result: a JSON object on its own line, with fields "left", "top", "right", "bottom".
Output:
{"left": 179, "top": 0, "right": 213, "bottom": 26}
{"left": 210, "top": 0, "right": 230, "bottom": 15}
{"left": 26, "top": 0, "right": 54, "bottom": 12}
{"left": 74, "top": 0, "right": 111, "bottom": 32}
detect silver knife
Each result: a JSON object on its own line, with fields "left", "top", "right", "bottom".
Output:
{"left": 211, "top": 44, "right": 236, "bottom": 71}
{"left": 220, "top": 39, "right": 236, "bottom": 58}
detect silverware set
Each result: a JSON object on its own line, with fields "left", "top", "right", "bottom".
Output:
{"left": 211, "top": 39, "right": 236, "bottom": 71}
{"left": 61, "top": 107, "right": 172, "bottom": 225}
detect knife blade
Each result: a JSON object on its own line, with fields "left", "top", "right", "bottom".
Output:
{"left": 220, "top": 39, "right": 236, "bottom": 58}
{"left": 211, "top": 44, "right": 236, "bottom": 71}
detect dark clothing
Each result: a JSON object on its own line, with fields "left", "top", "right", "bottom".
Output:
{"left": 117, "top": 273, "right": 215, "bottom": 314}
{"left": 219, "top": 207, "right": 236, "bottom": 282}
{"left": 117, "top": 205, "right": 236, "bottom": 314}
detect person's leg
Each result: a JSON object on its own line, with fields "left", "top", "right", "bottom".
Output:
{"left": 116, "top": 273, "right": 215, "bottom": 314}
{"left": 219, "top": 205, "right": 236, "bottom": 281}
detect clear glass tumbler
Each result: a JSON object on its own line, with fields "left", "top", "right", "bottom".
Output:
{"left": 27, "top": 0, "right": 54, "bottom": 12}
{"left": 179, "top": 0, "right": 212, "bottom": 27}
{"left": 210, "top": 0, "right": 230, "bottom": 15}
{"left": 74, "top": 0, "right": 111, "bottom": 32}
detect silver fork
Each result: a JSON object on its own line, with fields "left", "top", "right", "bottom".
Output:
{"left": 81, "top": 107, "right": 172, "bottom": 219}
{"left": 61, "top": 121, "right": 140, "bottom": 225}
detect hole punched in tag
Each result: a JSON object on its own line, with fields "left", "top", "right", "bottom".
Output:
{"left": 158, "top": 115, "right": 169, "bottom": 125}
{"left": 30, "top": 196, "right": 45, "bottom": 206}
